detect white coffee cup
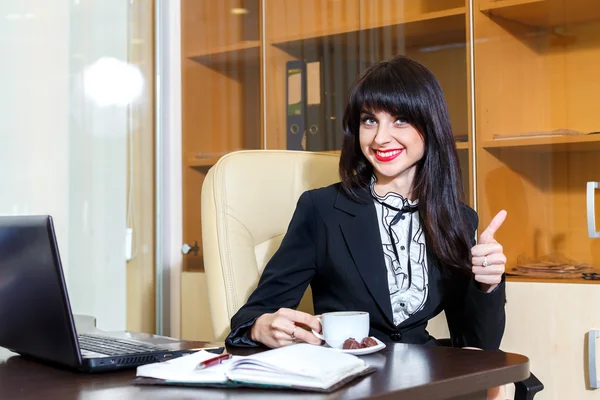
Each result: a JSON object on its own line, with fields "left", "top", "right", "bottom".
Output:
{"left": 311, "top": 311, "right": 370, "bottom": 349}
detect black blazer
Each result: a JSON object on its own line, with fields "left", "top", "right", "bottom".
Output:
{"left": 227, "top": 183, "right": 506, "bottom": 350}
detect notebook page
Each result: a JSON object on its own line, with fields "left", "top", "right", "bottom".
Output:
{"left": 226, "top": 344, "right": 368, "bottom": 389}
{"left": 136, "top": 350, "right": 228, "bottom": 383}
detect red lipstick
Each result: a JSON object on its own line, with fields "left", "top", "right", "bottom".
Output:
{"left": 373, "top": 148, "right": 403, "bottom": 162}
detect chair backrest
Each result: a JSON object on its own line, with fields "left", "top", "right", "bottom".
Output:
{"left": 201, "top": 150, "right": 341, "bottom": 340}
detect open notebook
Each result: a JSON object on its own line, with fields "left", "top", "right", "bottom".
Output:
{"left": 134, "top": 343, "right": 375, "bottom": 392}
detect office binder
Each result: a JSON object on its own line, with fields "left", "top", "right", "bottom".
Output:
{"left": 305, "top": 59, "right": 327, "bottom": 152}
{"left": 321, "top": 39, "right": 338, "bottom": 151}
{"left": 286, "top": 60, "right": 306, "bottom": 151}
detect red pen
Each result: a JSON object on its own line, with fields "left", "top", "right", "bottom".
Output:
{"left": 195, "top": 353, "right": 232, "bottom": 370}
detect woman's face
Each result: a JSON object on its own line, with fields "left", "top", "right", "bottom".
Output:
{"left": 359, "top": 109, "right": 425, "bottom": 191}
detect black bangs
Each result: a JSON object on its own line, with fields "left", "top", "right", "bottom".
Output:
{"left": 345, "top": 60, "right": 429, "bottom": 135}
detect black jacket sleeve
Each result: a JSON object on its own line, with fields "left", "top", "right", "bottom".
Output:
{"left": 226, "top": 191, "right": 318, "bottom": 347}
{"left": 444, "top": 206, "right": 506, "bottom": 350}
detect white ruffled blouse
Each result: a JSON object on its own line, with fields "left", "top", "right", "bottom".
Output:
{"left": 370, "top": 178, "right": 429, "bottom": 326}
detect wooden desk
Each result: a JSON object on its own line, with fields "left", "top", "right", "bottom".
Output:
{"left": 0, "top": 342, "right": 529, "bottom": 400}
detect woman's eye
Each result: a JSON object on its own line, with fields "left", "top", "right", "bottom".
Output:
{"left": 362, "top": 117, "right": 376, "bottom": 125}
{"left": 395, "top": 119, "right": 406, "bottom": 125}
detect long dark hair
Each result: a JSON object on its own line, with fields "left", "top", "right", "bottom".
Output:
{"left": 339, "top": 55, "right": 471, "bottom": 275}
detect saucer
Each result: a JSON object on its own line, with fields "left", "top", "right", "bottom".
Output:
{"left": 324, "top": 337, "right": 386, "bottom": 355}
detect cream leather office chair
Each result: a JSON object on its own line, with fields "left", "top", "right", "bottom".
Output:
{"left": 201, "top": 150, "right": 340, "bottom": 340}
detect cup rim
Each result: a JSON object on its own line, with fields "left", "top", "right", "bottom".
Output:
{"left": 321, "top": 311, "right": 368, "bottom": 317}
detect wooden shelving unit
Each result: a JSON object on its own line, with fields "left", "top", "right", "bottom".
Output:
{"left": 180, "top": 1, "right": 600, "bottom": 284}
{"left": 474, "top": 0, "right": 600, "bottom": 287}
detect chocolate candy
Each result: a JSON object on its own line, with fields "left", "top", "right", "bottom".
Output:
{"left": 342, "top": 338, "right": 361, "bottom": 349}
{"left": 343, "top": 336, "right": 378, "bottom": 349}
{"left": 360, "top": 336, "right": 378, "bottom": 348}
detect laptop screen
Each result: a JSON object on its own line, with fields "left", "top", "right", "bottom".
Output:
{"left": 0, "top": 215, "right": 82, "bottom": 368}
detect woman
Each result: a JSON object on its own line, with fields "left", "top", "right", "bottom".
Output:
{"left": 226, "top": 55, "right": 507, "bottom": 355}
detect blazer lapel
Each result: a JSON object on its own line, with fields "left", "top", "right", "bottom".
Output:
{"left": 334, "top": 187, "right": 394, "bottom": 326}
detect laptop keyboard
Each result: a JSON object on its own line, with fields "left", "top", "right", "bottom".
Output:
{"left": 78, "top": 333, "right": 163, "bottom": 356}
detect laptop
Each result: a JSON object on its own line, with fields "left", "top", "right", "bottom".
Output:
{"left": 0, "top": 215, "right": 223, "bottom": 372}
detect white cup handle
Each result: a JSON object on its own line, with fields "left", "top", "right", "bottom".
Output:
{"left": 311, "top": 316, "right": 324, "bottom": 340}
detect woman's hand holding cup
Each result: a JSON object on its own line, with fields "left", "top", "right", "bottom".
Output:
{"left": 250, "top": 308, "right": 322, "bottom": 348}
{"left": 311, "top": 311, "right": 370, "bottom": 349}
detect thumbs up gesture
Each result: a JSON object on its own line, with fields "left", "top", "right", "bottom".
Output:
{"left": 471, "top": 210, "right": 507, "bottom": 293}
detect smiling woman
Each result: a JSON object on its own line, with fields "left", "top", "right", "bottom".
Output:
{"left": 228, "top": 56, "right": 507, "bottom": 363}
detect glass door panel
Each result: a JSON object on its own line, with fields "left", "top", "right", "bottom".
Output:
{"left": 180, "top": 0, "right": 262, "bottom": 271}
{"left": 264, "top": 0, "right": 471, "bottom": 202}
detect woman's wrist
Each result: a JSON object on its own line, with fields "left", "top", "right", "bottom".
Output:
{"left": 250, "top": 314, "right": 267, "bottom": 342}
{"left": 249, "top": 321, "right": 260, "bottom": 342}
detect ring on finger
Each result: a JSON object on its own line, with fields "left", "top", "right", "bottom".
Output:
{"left": 482, "top": 255, "right": 488, "bottom": 268}
{"left": 291, "top": 326, "right": 298, "bottom": 343}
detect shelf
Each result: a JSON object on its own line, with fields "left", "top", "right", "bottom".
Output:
{"left": 271, "top": 26, "right": 357, "bottom": 46}
{"left": 455, "top": 141, "right": 469, "bottom": 150}
{"left": 183, "top": 264, "right": 205, "bottom": 273}
{"left": 480, "top": 0, "right": 600, "bottom": 28}
{"left": 507, "top": 275, "right": 600, "bottom": 284}
{"left": 188, "top": 41, "right": 261, "bottom": 65}
{"left": 362, "top": 6, "right": 466, "bottom": 31}
{"left": 481, "top": 134, "right": 600, "bottom": 152}
{"left": 188, "top": 158, "right": 221, "bottom": 168}
{"left": 366, "top": 8, "right": 467, "bottom": 49}
{"left": 186, "top": 152, "right": 229, "bottom": 168}
{"left": 271, "top": 8, "right": 466, "bottom": 49}
{"left": 303, "top": 143, "right": 466, "bottom": 154}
